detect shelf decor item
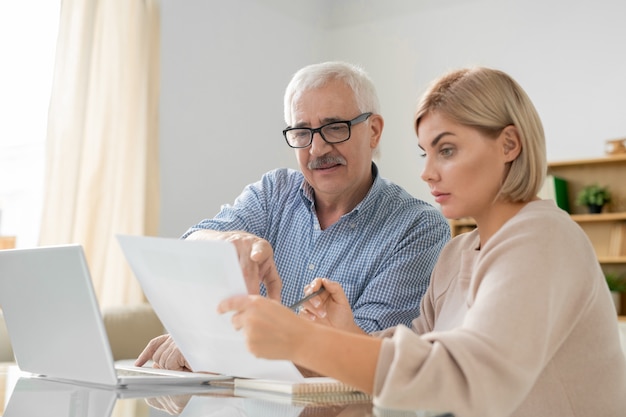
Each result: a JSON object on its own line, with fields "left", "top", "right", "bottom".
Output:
{"left": 606, "top": 273, "right": 626, "bottom": 315}
{"left": 538, "top": 175, "right": 570, "bottom": 212}
{"left": 605, "top": 138, "right": 626, "bottom": 156}
{"left": 575, "top": 184, "right": 611, "bottom": 213}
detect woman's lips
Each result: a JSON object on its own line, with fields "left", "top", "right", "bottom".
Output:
{"left": 432, "top": 191, "right": 450, "bottom": 204}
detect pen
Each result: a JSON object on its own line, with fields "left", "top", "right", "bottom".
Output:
{"left": 288, "top": 287, "right": 326, "bottom": 311}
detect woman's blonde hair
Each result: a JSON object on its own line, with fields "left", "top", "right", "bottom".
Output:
{"left": 415, "top": 67, "right": 546, "bottom": 202}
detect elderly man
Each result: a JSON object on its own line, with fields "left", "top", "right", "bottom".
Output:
{"left": 136, "top": 61, "right": 449, "bottom": 370}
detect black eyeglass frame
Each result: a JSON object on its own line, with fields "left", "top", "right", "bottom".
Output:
{"left": 282, "top": 112, "right": 373, "bottom": 149}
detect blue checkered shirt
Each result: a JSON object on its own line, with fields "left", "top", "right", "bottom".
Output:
{"left": 183, "top": 164, "right": 450, "bottom": 332}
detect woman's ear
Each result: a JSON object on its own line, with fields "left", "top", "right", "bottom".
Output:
{"left": 501, "top": 125, "right": 522, "bottom": 162}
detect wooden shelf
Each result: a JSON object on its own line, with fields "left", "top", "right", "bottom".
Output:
{"left": 548, "top": 153, "right": 626, "bottom": 167}
{"left": 548, "top": 156, "right": 626, "bottom": 215}
{"left": 449, "top": 218, "right": 475, "bottom": 227}
{"left": 550, "top": 155, "right": 626, "bottom": 316}
{"left": 570, "top": 212, "right": 626, "bottom": 223}
{"left": 597, "top": 257, "right": 626, "bottom": 264}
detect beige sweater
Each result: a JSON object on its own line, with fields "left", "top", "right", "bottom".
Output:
{"left": 373, "top": 200, "right": 626, "bottom": 417}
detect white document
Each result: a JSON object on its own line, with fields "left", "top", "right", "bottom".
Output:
{"left": 117, "top": 235, "right": 305, "bottom": 381}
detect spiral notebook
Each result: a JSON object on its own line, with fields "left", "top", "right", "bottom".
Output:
{"left": 233, "top": 377, "right": 364, "bottom": 396}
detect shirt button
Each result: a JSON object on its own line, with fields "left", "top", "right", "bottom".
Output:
{"left": 350, "top": 223, "right": 356, "bottom": 229}
{"left": 308, "top": 264, "right": 315, "bottom": 270}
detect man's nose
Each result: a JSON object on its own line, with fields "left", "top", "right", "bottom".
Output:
{"left": 309, "top": 131, "right": 332, "bottom": 156}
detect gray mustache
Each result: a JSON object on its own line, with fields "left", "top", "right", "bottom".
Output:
{"left": 307, "top": 155, "right": 347, "bottom": 170}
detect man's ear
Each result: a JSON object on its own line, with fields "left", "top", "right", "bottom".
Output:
{"left": 369, "top": 114, "right": 384, "bottom": 149}
{"left": 501, "top": 125, "right": 521, "bottom": 162}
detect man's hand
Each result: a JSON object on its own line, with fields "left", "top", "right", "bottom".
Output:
{"left": 186, "top": 229, "right": 282, "bottom": 300}
{"left": 144, "top": 394, "right": 192, "bottom": 415}
{"left": 135, "top": 334, "right": 193, "bottom": 371}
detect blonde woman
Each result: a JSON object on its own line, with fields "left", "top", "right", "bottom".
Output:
{"left": 218, "top": 67, "right": 626, "bottom": 417}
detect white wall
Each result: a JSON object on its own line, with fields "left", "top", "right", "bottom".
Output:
{"left": 159, "top": 0, "right": 626, "bottom": 237}
{"left": 159, "top": 0, "right": 327, "bottom": 237}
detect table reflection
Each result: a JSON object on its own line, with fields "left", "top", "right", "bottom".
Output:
{"left": 2, "top": 375, "right": 452, "bottom": 417}
{"left": 148, "top": 392, "right": 375, "bottom": 417}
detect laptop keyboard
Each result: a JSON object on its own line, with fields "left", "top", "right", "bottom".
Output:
{"left": 116, "top": 368, "right": 171, "bottom": 378}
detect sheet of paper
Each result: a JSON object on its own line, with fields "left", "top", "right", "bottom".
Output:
{"left": 117, "top": 235, "right": 305, "bottom": 381}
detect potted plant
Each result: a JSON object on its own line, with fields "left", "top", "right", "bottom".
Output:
{"left": 606, "top": 272, "right": 626, "bottom": 314}
{"left": 575, "top": 184, "right": 611, "bottom": 213}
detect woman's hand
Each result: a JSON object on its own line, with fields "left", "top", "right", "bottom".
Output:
{"left": 218, "top": 289, "right": 379, "bottom": 393}
{"left": 298, "top": 278, "right": 365, "bottom": 335}
{"left": 217, "top": 295, "right": 308, "bottom": 361}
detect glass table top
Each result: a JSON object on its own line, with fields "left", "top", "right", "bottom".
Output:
{"left": 0, "top": 364, "right": 453, "bottom": 417}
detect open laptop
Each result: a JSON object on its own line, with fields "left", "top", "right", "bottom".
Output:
{"left": 0, "top": 244, "right": 228, "bottom": 387}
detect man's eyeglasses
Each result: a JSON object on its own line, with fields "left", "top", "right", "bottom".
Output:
{"left": 283, "top": 112, "right": 372, "bottom": 149}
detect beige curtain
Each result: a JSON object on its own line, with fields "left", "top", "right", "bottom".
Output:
{"left": 40, "top": 0, "right": 160, "bottom": 308}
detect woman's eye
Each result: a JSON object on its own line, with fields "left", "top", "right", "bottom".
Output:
{"left": 440, "top": 147, "right": 454, "bottom": 157}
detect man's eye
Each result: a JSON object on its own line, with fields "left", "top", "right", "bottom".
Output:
{"left": 327, "top": 125, "right": 347, "bottom": 133}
